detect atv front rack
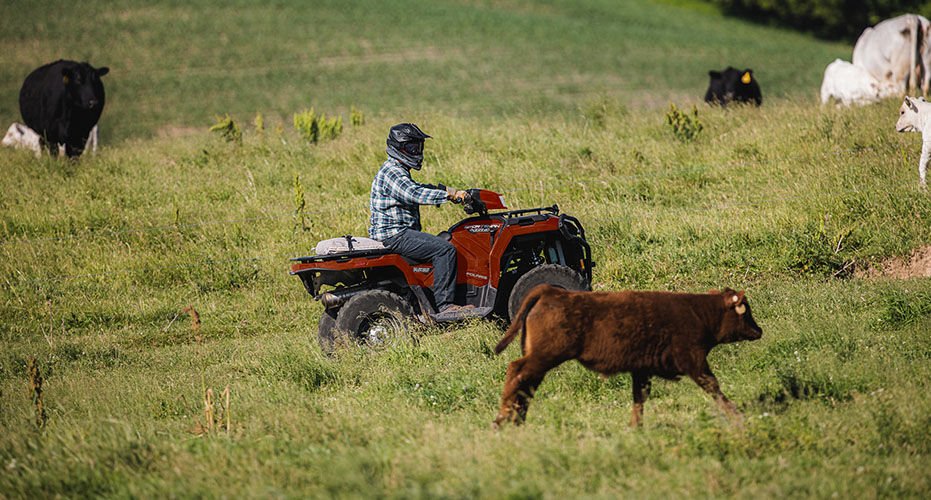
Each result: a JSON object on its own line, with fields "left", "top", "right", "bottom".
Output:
{"left": 494, "top": 204, "right": 559, "bottom": 218}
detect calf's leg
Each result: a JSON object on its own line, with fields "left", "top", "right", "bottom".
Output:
{"left": 494, "top": 356, "right": 554, "bottom": 427}
{"left": 919, "top": 138, "right": 929, "bottom": 188}
{"left": 689, "top": 362, "right": 742, "bottom": 424}
{"left": 629, "top": 371, "right": 651, "bottom": 428}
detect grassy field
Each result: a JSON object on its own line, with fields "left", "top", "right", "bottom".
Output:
{"left": 2, "top": 0, "right": 931, "bottom": 498}
{"left": 0, "top": 0, "right": 849, "bottom": 141}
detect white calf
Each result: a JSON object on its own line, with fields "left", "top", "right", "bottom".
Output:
{"left": 896, "top": 96, "right": 931, "bottom": 187}
{"left": 821, "top": 59, "right": 898, "bottom": 106}
{"left": 1, "top": 123, "right": 98, "bottom": 158}
{"left": 2, "top": 123, "right": 42, "bottom": 157}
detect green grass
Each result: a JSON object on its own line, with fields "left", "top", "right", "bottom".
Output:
{"left": 0, "top": 0, "right": 848, "bottom": 142}
{"left": 2, "top": 0, "right": 931, "bottom": 498}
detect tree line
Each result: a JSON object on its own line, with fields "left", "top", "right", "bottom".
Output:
{"left": 708, "top": 0, "right": 931, "bottom": 40}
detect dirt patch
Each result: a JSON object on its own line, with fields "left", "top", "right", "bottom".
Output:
{"left": 857, "top": 245, "right": 931, "bottom": 279}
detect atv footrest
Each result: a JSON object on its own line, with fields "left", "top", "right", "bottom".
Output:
{"left": 431, "top": 306, "right": 493, "bottom": 322}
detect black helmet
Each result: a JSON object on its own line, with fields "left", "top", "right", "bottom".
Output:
{"left": 386, "top": 123, "right": 431, "bottom": 169}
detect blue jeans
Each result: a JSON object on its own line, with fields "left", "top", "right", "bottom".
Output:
{"left": 383, "top": 229, "right": 457, "bottom": 309}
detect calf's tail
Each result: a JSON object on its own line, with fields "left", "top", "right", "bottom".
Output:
{"left": 495, "top": 286, "right": 548, "bottom": 355}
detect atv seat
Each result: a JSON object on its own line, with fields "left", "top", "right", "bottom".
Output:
{"left": 315, "top": 236, "right": 386, "bottom": 255}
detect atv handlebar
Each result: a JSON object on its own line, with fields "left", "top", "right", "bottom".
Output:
{"left": 450, "top": 191, "right": 472, "bottom": 205}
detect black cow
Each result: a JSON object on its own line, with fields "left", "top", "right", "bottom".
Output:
{"left": 19, "top": 60, "right": 109, "bottom": 157}
{"left": 704, "top": 67, "right": 762, "bottom": 107}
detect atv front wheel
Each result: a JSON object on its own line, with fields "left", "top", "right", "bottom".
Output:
{"left": 507, "top": 264, "right": 590, "bottom": 320}
{"left": 332, "top": 290, "right": 414, "bottom": 350}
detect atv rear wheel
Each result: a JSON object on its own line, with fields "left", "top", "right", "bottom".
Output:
{"left": 317, "top": 308, "right": 339, "bottom": 355}
{"left": 333, "top": 290, "right": 414, "bottom": 350}
{"left": 507, "top": 264, "right": 590, "bottom": 320}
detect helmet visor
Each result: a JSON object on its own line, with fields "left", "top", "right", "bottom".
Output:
{"left": 401, "top": 141, "right": 424, "bottom": 156}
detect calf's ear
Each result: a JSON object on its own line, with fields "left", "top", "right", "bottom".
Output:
{"left": 722, "top": 290, "right": 745, "bottom": 308}
{"left": 97, "top": 67, "right": 109, "bottom": 77}
{"left": 709, "top": 71, "right": 722, "bottom": 79}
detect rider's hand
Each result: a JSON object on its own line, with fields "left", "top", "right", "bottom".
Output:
{"left": 447, "top": 187, "right": 467, "bottom": 202}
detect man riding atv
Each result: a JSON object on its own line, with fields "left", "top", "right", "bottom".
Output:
{"left": 370, "top": 123, "right": 476, "bottom": 321}
{"left": 290, "top": 125, "right": 594, "bottom": 353}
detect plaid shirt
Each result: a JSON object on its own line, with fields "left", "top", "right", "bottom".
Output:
{"left": 369, "top": 158, "right": 448, "bottom": 240}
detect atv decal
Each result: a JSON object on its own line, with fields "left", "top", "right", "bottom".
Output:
{"left": 465, "top": 224, "right": 502, "bottom": 233}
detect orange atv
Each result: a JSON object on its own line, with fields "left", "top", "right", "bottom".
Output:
{"left": 289, "top": 189, "right": 593, "bottom": 353}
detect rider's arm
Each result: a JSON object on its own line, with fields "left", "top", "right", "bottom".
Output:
{"left": 384, "top": 168, "right": 449, "bottom": 206}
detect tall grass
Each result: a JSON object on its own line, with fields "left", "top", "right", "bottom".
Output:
{"left": 2, "top": 96, "right": 930, "bottom": 497}
{"left": 1, "top": 0, "right": 930, "bottom": 497}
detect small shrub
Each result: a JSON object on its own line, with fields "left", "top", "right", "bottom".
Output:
{"left": 293, "top": 173, "right": 310, "bottom": 231}
{"left": 28, "top": 357, "right": 47, "bottom": 429}
{"left": 192, "top": 385, "right": 231, "bottom": 435}
{"left": 293, "top": 108, "right": 343, "bottom": 143}
{"left": 350, "top": 105, "right": 365, "bottom": 126}
{"left": 785, "top": 218, "right": 858, "bottom": 278}
{"left": 665, "top": 103, "right": 703, "bottom": 142}
{"left": 208, "top": 114, "right": 242, "bottom": 144}
{"left": 253, "top": 112, "right": 264, "bottom": 134}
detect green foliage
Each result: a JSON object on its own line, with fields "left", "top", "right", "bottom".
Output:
{"left": 873, "top": 288, "right": 931, "bottom": 329}
{"left": 784, "top": 217, "right": 858, "bottom": 277}
{"left": 350, "top": 106, "right": 365, "bottom": 127}
{"left": 208, "top": 114, "right": 242, "bottom": 144}
{"left": 293, "top": 173, "right": 309, "bottom": 232}
{"left": 664, "top": 103, "right": 704, "bottom": 142}
{"left": 293, "top": 108, "right": 343, "bottom": 144}
{"left": 253, "top": 112, "right": 264, "bottom": 134}
{"left": 709, "top": 0, "right": 931, "bottom": 40}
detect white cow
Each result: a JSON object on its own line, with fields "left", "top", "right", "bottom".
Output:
{"left": 821, "top": 59, "right": 899, "bottom": 106}
{"left": 2, "top": 123, "right": 42, "bottom": 157}
{"left": 895, "top": 96, "right": 931, "bottom": 187}
{"left": 853, "top": 14, "right": 931, "bottom": 96}
{"left": 1, "top": 123, "right": 97, "bottom": 158}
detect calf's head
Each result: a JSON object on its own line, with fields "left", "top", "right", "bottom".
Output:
{"left": 897, "top": 97, "right": 924, "bottom": 132}
{"left": 2, "top": 123, "right": 26, "bottom": 146}
{"left": 62, "top": 63, "right": 109, "bottom": 110}
{"left": 714, "top": 288, "right": 762, "bottom": 343}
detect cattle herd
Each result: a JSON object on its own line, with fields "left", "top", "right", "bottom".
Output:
{"left": 2, "top": 13, "right": 928, "bottom": 430}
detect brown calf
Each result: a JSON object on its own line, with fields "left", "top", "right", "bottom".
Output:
{"left": 493, "top": 285, "right": 763, "bottom": 427}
